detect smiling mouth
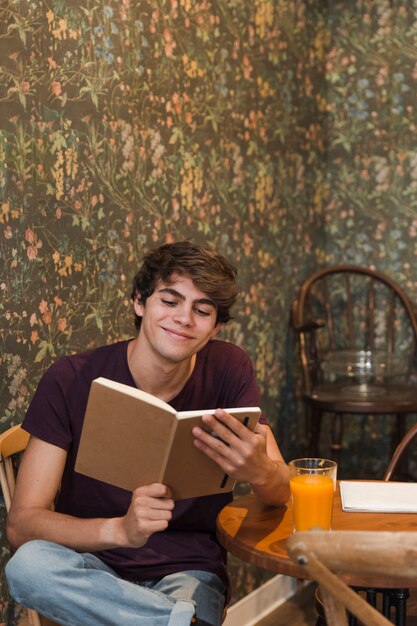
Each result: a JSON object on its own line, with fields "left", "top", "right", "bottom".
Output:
{"left": 164, "top": 328, "right": 194, "bottom": 340}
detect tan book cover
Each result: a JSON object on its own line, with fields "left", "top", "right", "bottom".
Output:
{"left": 75, "top": 377, "right": 261, "bottom": 500}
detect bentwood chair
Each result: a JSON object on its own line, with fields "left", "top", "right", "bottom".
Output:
{"left": 384, "top": 420, "right": 417, "bottom": 481}
{"left": 291, "top": 265, "right": 417, "bottom": 465}
{"left": 286, "top": 530, "right": 417, "bottom": 626}
{"left": 0, "top": 425, "right": 58, "bottom": 626}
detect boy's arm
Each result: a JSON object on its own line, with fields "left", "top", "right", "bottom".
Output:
{"left": 192, "top": 410, "right": 290, "bottom": 507}
{"left": 248, "top": 423, "right": 290, "bottom": 505}
{"left": 7, "top": 436, "right": 174, "bottom": 551}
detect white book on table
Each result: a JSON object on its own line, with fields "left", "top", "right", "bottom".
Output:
{"left": 340, "top": 480, "right": 417, "bottom": 513}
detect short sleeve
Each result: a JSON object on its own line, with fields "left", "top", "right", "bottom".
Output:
{"left": 225, "top": 349, "right": 268, "bottom": 425}
{"left": 23, "top": 357, "right": 76, "bottom": 451}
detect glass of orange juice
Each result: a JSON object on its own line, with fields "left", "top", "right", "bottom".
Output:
{"left": 288, "top": 458, "right": 337, "bottom": 532}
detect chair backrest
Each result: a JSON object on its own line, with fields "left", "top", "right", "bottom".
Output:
{"left": 384, "top": 421, "right": 417, "bottom": 480}
{"left": 0, "top": 424, "right": 30, "bottom": 511}
{"left": 292, "top": 265, "right": 417, "bottom": 393}
{"left": 286, "top": 530, "right": 417, "bottom": 626}
{"left": 0, "top": 425, "right": 45, "bottom": 626}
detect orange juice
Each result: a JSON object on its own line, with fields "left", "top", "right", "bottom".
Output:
{"left": 290, "top": 474, "right": 335, "bottom": 531}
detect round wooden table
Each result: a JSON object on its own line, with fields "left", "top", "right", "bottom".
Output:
{"left": 216, "top": 483, "right": 417, "bottom": 588}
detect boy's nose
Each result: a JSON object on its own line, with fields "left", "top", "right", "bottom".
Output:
{"left": 173, "top": 306, "right": 192, "bottom": 325}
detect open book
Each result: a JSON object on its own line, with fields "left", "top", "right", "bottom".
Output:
{"left": 75, "top": 377, "right": 261, "bottom": 500}
{"left": 340, "top": 480, "right": 417, "bottom": 513}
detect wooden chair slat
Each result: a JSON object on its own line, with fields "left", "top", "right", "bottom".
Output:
{"left": 4, "top": 458, "right": 16, "bottom": 500}
{"left": 345, "top": 273, "right": 354, "bottom": 349}
{"left": 323, "top": 277, "right": 336, "bottom": 352}
{"left": 0, "top": 425, "right": 29, "bottom": 458}
{"left": 368, "top": 277, "right": 375, "bottom": 350}
{"left": 0, "top": 462, "right": 11, "bottom": 511}
{"left": 387, "top": 290, "right": 396, "bottom": 354}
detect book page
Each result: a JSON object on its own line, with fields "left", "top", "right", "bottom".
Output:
{"left": 340, "top": 481, "right": 417, "bottom": 513}
{"left": 93, "top": 377, "right": 177, "bottom": 415}
{"left": 176, "top": 406, "right": 261, "bottom": 419}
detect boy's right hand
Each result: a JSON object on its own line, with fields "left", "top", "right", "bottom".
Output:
{"left": 121, "top": 483, "right": 174, "bottom": 548}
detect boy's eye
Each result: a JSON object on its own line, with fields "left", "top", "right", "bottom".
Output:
{"left": 160, "top": 298, "right": 213, "bottom": 317}
{"left": 195, "top": 308, "right": 211, "bottom": 317}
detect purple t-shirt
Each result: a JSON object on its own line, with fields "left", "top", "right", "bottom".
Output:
{"left": 23, "top": 339, "right": 264, "bottom": 598}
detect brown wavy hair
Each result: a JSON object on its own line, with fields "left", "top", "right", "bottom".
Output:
{"left": 131, "top": 241, "right": 238, "bottom": 329}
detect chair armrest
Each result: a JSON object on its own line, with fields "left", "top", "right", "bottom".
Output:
{"left": 292, "top": 318, "right": 326, "bottom": 333}
{"left": 291, "top": 297, "right": 326, "bottom": 333}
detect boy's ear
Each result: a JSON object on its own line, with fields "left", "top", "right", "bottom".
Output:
{"left": 211, "top": 323, "right": 222, "bottom": 338}
{"left": 133, "top": 295, "right": 144, "bottom": 317}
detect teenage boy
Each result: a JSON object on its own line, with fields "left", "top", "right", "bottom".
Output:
{"left": 6, "top": 241, "right": 290, "bottom": 626}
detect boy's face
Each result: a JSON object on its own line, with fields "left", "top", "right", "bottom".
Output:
{"left": 134, "top": 274, "right": 221, "bottom": 364}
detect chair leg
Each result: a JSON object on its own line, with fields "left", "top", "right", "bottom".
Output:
{"left": 366, "top": 588, "right": 377, "bottom": 608}
{"left": 393, "top": 588, "right": 409, "bottom": 626}
{"left": 394, "top": 414, "right": 407, "bottom": 452}
{"left": 315, "top": 584, "right": 330, "bottom": 626}
{"left": 348, "top": 612, "right": 358, "bottom": 626}
{"left": 308, "top": 408, "right": 322, "bottom": 457}
{"left": 330, "top": 413, "right": 343, "bottom": 465}
{"left": 391, "top": 415, "right": 408, "bottom": 478}
{"left": 382, "top": 588, "right": 409, "bottom": 626}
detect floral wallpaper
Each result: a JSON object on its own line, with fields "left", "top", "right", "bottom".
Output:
{"left": 317, "top": 0, "right": 417, "bottom": 478}
{"left": 0, "top": 0, "right": 326, "bottom": 619}
{"left": 3, "top": 0, "right": 417, "bottom": 623}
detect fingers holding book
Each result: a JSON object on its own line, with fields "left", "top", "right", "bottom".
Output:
{"left": 192, "top": 409, "right": 268, "bottom": 483}
{"left": 121, "top": 483, "right": 175, "bottom": 548}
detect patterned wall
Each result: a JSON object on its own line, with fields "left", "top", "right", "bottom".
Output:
{"left": 320, "top": 0, "right": 417, "bottom": 476}
{"left": 3, "top": 0, "right": 417, "bottom": 622}
{"left": 0, "top": 0, "right": 326, "bottom": 619}
{"left": 326, "top": 0, "right": 417, "bottom": 276}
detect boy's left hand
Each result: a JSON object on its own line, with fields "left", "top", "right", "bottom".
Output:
{"left": 192, "top": 408, "right": 269, "bottom": 484}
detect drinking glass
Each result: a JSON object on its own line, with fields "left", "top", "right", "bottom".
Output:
{"left": 288, "top": 458, "right": 337, "bottom": 532}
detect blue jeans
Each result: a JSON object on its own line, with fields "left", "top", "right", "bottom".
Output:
{"left": 6, "top": 540, "right": 226, "bottom": 626}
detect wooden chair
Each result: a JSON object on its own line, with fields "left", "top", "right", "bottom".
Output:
{"left": 384, "top": 420, "right": 417, "bottom": 481}
{"left": 291, "top": 265, "right": 417, "bottom": 465}
{"left": 0, "top": 424, "right": 58, "bottom": 626}
{"left": 286, "top": 530, "right": 417, "bottom": 626}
